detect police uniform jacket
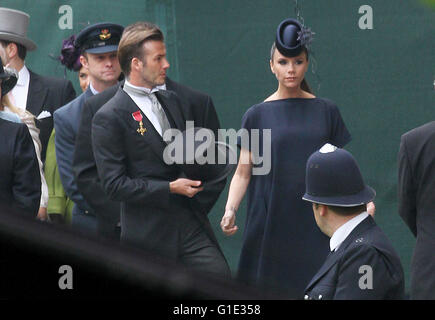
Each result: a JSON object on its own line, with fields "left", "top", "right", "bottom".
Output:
{"left": 304, "top": 216, "right": 405, "bottom": 300}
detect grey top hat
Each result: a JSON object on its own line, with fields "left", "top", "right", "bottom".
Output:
{"left": 0, "top": 7, "right": 37, "bottom": 51}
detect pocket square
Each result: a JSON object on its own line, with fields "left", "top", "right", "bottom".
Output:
{"left": 36, "top": 110, "right": 51, "bottom": 120}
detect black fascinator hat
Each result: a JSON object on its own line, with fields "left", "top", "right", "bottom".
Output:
{"left": 0, "top": 56, "right": 18, "bottom": 97}
{"left": 275, "top": 18, "right": 314, "bottom": 57}
{"left": 59, "top": 34, "right": 82, "bottom": 72}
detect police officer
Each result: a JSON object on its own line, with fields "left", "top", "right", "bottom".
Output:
{"left": 302, "top": 144, "right": 405, "bottom": 300}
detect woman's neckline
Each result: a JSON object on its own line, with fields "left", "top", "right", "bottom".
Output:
{"left": 263, "top": 96, "right": 318, "bottom": 103}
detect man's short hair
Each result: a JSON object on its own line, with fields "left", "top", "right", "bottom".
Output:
{"left": 314, "top": 203, "right": 367, "bottom": 216}
{"left": 117, "top": 22, "right": 164, "bottom": 76}
{"left": 0, "top": 40, "right": 27, "bottom": 60}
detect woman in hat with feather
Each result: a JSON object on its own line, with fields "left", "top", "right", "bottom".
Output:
{"left": 221, "top": 18, "right": 352, "bottom": 298}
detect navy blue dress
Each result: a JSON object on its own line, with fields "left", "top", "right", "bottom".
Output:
{"left": 237, "top": 97, "right": 351, "bottom": 298}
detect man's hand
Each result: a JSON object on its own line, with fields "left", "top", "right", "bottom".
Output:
{"left": 169, "top": 178, "right": 203, "bottom": 198}
{"left": 367, "top": 201, "right": 376, "bottom": 217}
{"left": 36, "top": 207, "right": 48, "bottom": 221}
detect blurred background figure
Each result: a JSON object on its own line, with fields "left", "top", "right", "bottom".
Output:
{"left": 0, "top": 57, "right": 41, "bottom": 217}
{"left": 0, "top": 7, "right": 76, "bottom": 163}
{"left": 45, "top": 34, "right": 89, "bottom": 225}
{"left": 398, "top": 121, "right": 435, "bottom": 300}
{"left": 58, "top": 34, "right": 90, "bottom": 92}
{"left": 0, "top": 57, "right": 48, "bottom": 221}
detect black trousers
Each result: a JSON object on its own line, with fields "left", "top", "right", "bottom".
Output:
{"left": 178, "top": 215, "right": 231, "bottom": 277}
{"left": 121, "top": 207, "right": 230, "bottom": 278}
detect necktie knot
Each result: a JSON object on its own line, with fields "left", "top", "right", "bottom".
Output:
{"left": 123, "top": 82, "right": 171, "bottom": 136}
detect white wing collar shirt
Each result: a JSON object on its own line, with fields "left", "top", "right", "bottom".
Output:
{"left": 123, "top": 79, "right": 167, "bottom": 137}
{"left": 11, "top": 64, "right": 30, "bottom": 111}
{"left": 329, "top": 211, "right": 369, "bottom": 252}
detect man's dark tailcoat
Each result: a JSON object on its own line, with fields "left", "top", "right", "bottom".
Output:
{"left": 398, "top": 121, "right": 435, "bottom": 299}
{"left": 91, "top": 88, "right": 227, "bottom": 270}
{"left": 27, "top": 70, "right": 76, "bottom": 162}
{"left": 73, "top": 78, "right": 225, "bottom": 239}
{"left": 0, "top": 118, "right": 41, "bottom": 217}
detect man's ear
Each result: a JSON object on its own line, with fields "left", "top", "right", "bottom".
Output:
{"left": 6, "top": 42, "right": 18, "bottom": 59}
{"left": 79, "top": 55, "right": 88, "bottom": 68}
{"left": 130, "top": 57, "right": 143, "bottom": 73}
{"left": 319, "top": 204, "right": 328, "bottom": 217}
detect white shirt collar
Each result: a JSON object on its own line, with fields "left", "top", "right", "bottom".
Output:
{"left": 124, "top": 79, "right": 166, "bottom": 94}
{"left": 89, "top": 82, "right": 99, "bottom": 95}
{"left": 16, "top": 64, "right": 30, "bottom": 87}
{"left": 330, "top": 211, "right": 369, "bottom": 252}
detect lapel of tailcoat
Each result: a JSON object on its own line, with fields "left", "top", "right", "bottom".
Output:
{"left": 114, "top": 88, "right": 185, "bottom": 163}
{"left": 26, "top": 70, "right": 49, "bottom": 117}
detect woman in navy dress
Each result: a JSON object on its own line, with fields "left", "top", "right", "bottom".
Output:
{"left": 221, "top": 18, "right": 352, "bottom": 298}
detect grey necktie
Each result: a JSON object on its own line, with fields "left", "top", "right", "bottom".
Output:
{"left": 123, "top": 82, "right": 171, "bottom": 135}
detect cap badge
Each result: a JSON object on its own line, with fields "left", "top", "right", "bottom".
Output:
{"left": 99, "top": 29, "right": 111, "bottom": 40}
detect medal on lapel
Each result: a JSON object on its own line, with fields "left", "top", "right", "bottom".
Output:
{"left": 132, "top": 111, "right": 146, "bottom": 136}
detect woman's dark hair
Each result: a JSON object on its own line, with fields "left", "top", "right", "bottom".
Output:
{"left": 270, "top": 42, "right": 312, "bottom": 94}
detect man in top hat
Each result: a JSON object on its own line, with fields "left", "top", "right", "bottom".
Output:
{"left": 91, "top": 22, "right": 230, "bottom": 275}
{"left": 302, "top": 144, "right": 404, "bottom": 300}
{"left": 0, "top": 59, "right": 41, "bottom": 217}
{"left": 398, "top": 121, "right": 435, "bottom": 299}
{"left": 0, "top": 7, "right": 76, "bottom": 164}
{"left": 53, "top": 22, "right": 123, "bottom": 233}
{"left": 73, "top": 21, "right": 227, "bottom": 241}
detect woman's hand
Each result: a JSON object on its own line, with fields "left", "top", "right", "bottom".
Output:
{"left": 36, "top": 207, "right": 48, "bottom": 221}
{"left": 221, "top": 208, "right": 238, "bottom": 236}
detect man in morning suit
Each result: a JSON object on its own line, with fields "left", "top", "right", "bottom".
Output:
{"left": 0, "top": 7, "right": 76, "bottom": 163}
{"left": 302, "top": 144, "right": 404, "bottom": 300}
{"left": 0, "top": 62, "right": 40, "bottom": 217}
{"left": 91, "top": 22, "right": 230, "bottom": 275}
{"left": 398, "top": 121, "right": 435, "bottom": 300}
{"left": 73, "top": 22, "right": 225, "bottom": 241}
{"left": 53, "top": 22, "right": 123, "bottom": 233}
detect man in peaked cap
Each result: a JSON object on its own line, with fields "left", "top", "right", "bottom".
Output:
{"left": 53, "top": 22, "right": 123, "bottom": 234}
{"left": 0, "top": 8, "right": 76, "bottom": 163}
{"left": 302, "top": 144, "right": 404, "bottom": 300}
